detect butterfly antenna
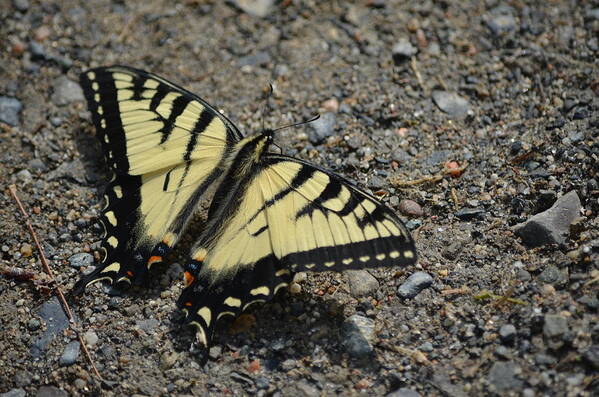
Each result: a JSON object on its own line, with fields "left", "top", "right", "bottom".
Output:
{"left": 272, "top": 114, "right": 321, "bottom": 133}
{"left": 261, "top": 83, "right": 274, "bottom": 133}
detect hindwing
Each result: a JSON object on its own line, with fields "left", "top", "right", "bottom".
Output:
{"left": 178, "top": 154, "right": 416, "bottom": 347}
{"left": 74, "top": 66, "right": 241, "bottom": 293}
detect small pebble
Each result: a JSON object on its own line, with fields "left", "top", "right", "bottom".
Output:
{"left": 0, "top": 96, "right": 23, "bottom": 126}
{"left": 307, "top": 112, "right": 336, "bottom": 144}
{"left": 68, "top": 253, "right": 94, "bottom": 268}
{"left": 398, "top": 199, "right": 423, "bottom": 217}
{"left": 27, "top": 318, "right": 41, "bottom": 331}
{"left": 59, "top": 341, "right": 80, "bottom": 366}
{"left": 83, "top": 330, "right": 98, "bottom": 347}
{"left": 543, "top": 315, "right": 569, "bottom": 338}
{"left": 20, "top": 243, "right": 32, "bottom": 257}
{"left": 392, "top": 37, "right": 417, "bottom": 62}
{"left": 499, "top": 324, "right": 517, "bottom": 343}
{"left": 432, "top": 90, "right": 470, "bottom": 117}
{"left": 397, "top": 272, "right": 433, "bottom": 299}
{"left": 13, "top": 0, "right": 29, "bottom": 11}
{"left": 346, "top": 270, "right": 379, "bottom": 298}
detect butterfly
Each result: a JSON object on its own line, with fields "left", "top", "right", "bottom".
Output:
{"left": 74, "top": 66, "right": 417, "bottom": 349}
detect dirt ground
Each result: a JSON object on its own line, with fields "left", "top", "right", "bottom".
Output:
{"left": 0, "top": 0, "right": 598, "bottom": 396}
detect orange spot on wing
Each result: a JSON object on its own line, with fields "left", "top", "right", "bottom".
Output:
{"left": 184, "top": 301, "right": 192, "bottom": 307}
{"left": 184, "top": 271, "right": 195, "bottom": 287}
{"left": 126, "top": 271, "right": 134, "bottom": 277}
{"left": 148, "top": 255, "right": 162, "bottom": 265}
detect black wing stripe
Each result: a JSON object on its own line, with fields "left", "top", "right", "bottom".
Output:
{"left": 184, "top": 109, "right": 214, "bottom": 161}
{"left": 160, "top": 95, "right": 192, "bottom": 144}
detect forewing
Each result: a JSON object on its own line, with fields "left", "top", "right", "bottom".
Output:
{"left": 74, "top": 66, "right": 240, "bottom": 293}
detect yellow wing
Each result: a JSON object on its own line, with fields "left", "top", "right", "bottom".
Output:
{"left": 74, "top": 66, "right": 241, "bottom": 293}
{"left": 178, "top": 155, "right": 416, "bottom": 347}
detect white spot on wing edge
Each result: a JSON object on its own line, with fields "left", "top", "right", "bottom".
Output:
{"left": 107, "top": 236, "right": 118, "bottom": 248}
{"left": 113, "top": 185, "right": 123, "bottom": 198}
{"left": 100, "top": 262, "right": 120, "bottom": 273}
{"left": 105, "top": 211, "right": 117, "bottom": 226}
{"left": 404, "top": 250, "right": 415, "bottom": 259}
{"left": 389, "top": 250, "right": 400, "bottom": 259}
{"left": 197, "top": 307, "right": 212, "bottom": 326}
{"left": 250, "top": 286, "right": 270, "bottom": 296}
{"left": 224, "top": 297, "right": 241, "bottom": 307}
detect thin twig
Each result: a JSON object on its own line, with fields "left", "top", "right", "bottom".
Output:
{"left": 410, "top": 57, "right": 428, "bottom": 96}
{"left": 441, "top": 286, "right": 470, "bottom": 296}
{"left": 9, "top": 184, "right": 102, "bottom": 380}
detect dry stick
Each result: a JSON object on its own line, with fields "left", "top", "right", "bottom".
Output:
{"left": 410, "top": 57, "right": 428, "bottom": 96}
{"left": 8, "top": 184, "right": 102, "bottom": 380}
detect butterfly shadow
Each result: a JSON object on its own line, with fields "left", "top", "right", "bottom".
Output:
{"left": 165, "top": 288, "right": 386, "bottom": 374}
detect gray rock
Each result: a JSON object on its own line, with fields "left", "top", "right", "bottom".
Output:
{"left": 516, "top": 268, "right": 531, "bottom": 281}
{"left": 387, "top": 389, "right": 421, "bottom": 397}
{"left": 341, "top": 314, "right": 375, "bottom": 359}
{"left": 208, "top": 345, "right": 222, "bottom": 359}
{"left": 392, "top": 38, "right": 417, "bottom": 62}
{"left": 543, "top": 314, "right": 569, "bottom": 338}
{"left": 0, "top": 96, "right": 23, "bottom": 126}
{"left": 28, "top": 159, "right": 48, "bottom": 172}
{"left": 484, "top": 7, "right": 517, "bottom": 35}
{"left": 390, "top": 148, "right": 412, "bottom": 164}
{"left": 1, "top": 388, "right": 26, "bottom": 397}
{"left": 499, "top": 324, "right": 517, "bottom": 343}
{"left": 51, "top": 76, "right": 84, "bottom": 106}
{"left": 538, "top": 264, "right": 567, "bottom": 286}
{"left": 29, "top": 41, "right": 46, "bottom": 59}
{"left": 535, "top": 353, "right": 557, "bottom": 365}
{"left": 15, "top": 169, "right": 33, "bottom": 183}
{"left": 83, "top": 330, "right": 98, "bottom": 347}
{"left": 233, "top": 0, "right": 274, "bottom": 17}
{"left": 68, "top": 253, "right": 94, "bottom": 268}
{"left": 255, "top": 377, "right": 269, "bottom": 390}
{"left": 296, "top": 381, "right": 319, "bottom": 397}
{"left": 397, "top": 272, "right": 433, "bottom": 299}
{"left": 487, "top": 361, "right": 523, "bottom": 392}
{"left": 27, "top": 318, "right": 41, "bottom": 331}
{"left": 367, "top": 175, "right": 386, "bottom": 190}
{"left": 13, "top": 0, "right": 29, "bottom": 12}
{"left": 583, "top": 345, "right": 599, "bottom": 369}
{"left": 442, "top": 241, "right": 463, "bottom": 260}
{"left": 238, "top": 51, "right": 271, "bottom": 67}
{"left": 432, "top": 90, "right": 470, "bottom": 117}
{"left": 35, "top": 386, "right": 68, "bottom": 397}
{"left": 308, "top": 112, "right": 336, "bottom": 144}
{"left": 346, "top": 270, "right": 379, "bottom": 298}
{"left": 514, "top": 191, "right": 581, "bottom": 246}
{"left": 418, "top": 341, "right": 433, "bottom": 352}
{"left": 586, "top": 8, "right": 599, "bottom": 21}
{"left": 31, "top": 297, "right": 71, "bottom": 358}
{"left": 47, "top": 159, "right": 87, "bottom": 184}
{"left": 136, "top": 318, "right": 160, "bottom": 332}
{"left": 578, "top": 295, "right": 599, "bottom": 310}
{"left": 59, "top": 341, "right": 80, "bottom": 366}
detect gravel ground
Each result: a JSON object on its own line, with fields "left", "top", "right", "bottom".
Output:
{"left": 1, "top": 1, "right": 598, "bottom": 396}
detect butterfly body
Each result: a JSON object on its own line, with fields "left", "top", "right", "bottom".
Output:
{"left": 75, "top": 66, "right": 417, "bottom": 350}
